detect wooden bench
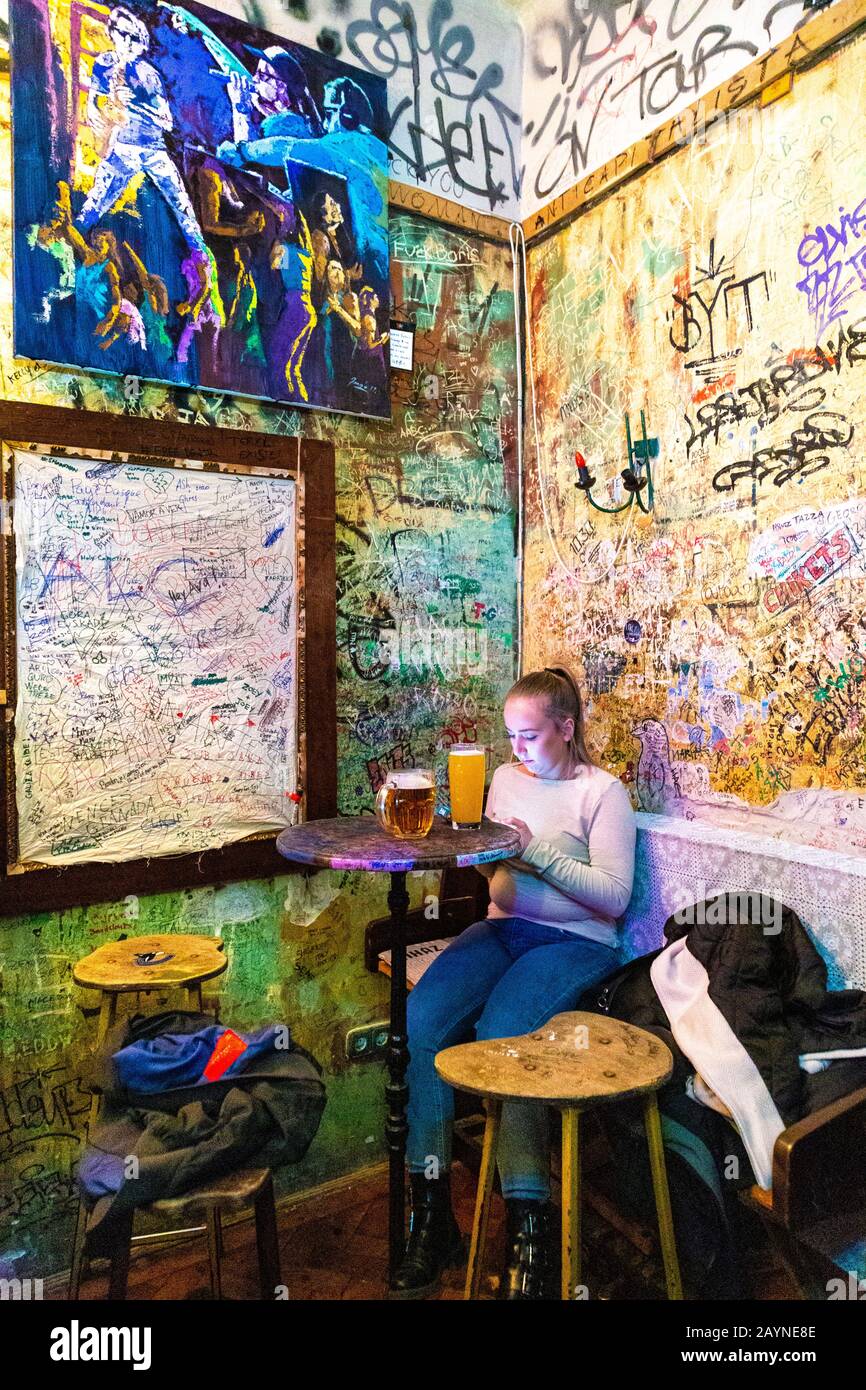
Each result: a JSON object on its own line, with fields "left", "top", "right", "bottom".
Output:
{"left": 741, "top": 1086, "right": 866, "bottom": 1297}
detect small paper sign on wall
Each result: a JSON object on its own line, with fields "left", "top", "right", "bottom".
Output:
{"left": 389, "top": 322, "right": 415, "bottom": 371}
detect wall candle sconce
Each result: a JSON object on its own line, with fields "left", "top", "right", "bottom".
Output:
{"left": 575, "top": 411, "right": 658, "bottom": 515}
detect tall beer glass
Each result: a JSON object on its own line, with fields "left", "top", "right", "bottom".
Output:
{"left": 375, "top": 769, "right": 436, "bottom": 839}
{"left": 448, "top": 744, "right": 485, "bottom": 830}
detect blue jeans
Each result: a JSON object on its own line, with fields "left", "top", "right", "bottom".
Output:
{"left": 406, "top": 917, "right": 620, "bottom": 1200}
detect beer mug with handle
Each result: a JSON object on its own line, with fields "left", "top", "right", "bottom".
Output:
{"left": 375, "top": 769, "right": 436, "bottom": 839}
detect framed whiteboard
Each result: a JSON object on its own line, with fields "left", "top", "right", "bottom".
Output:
{"left": 0, "top": 403, "right": 336, "bottom": 914}
{"left": 14, "top": 450, "right": 298, "bottom": 864}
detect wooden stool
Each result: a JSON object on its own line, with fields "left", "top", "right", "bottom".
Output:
{"left": 69, "top": 933, "right": 228, "bottom": 1299}
{"left": 435, "top": 1011, "right": 683, "bottom": 1300}
{"left": 73, "top": 933, "right": 228, "bottom": 1043}
{"left": 104, "top": 1168, "right": 282, "bottom": 1301}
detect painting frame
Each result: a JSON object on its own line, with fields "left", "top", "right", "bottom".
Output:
{"left": 10, "top": 0, "right": 391, "bottom": 421}
{"left": 0, "top": 401, "right": 337, "bottom": 916}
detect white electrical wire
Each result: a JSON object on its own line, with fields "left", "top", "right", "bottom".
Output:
{"left": 509, "top": 220, "right": 638, "bottom": 597}
{"left": 508, "top": 222, "right": 525, "bottom": 675}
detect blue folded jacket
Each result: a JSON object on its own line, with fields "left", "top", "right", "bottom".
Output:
{"left": 113, "top": 1024, "right": 287, "bottom": 1094}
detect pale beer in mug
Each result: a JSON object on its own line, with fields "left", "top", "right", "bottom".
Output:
{"left": 448, "top": 744, "right": 485, "bottom": 830}
{"left": 375, "top": 770, "right": 436, "bottom": 839}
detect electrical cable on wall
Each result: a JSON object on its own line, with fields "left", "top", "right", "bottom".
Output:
{"left": 509, "top": 221, "right": 637, "bottom": 601}
{"left": 508, "top": 222, "right": 525, "bottom": 676}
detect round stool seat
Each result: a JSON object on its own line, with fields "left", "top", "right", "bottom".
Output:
{"left": 435, "top": 1011, "right": 672, "bottom": 1106}
{"left": 73, "top": 933, "right": 227, "bottom": 994}
{"left": 148, "top": 1167, "right": 273, "bottom": 1219}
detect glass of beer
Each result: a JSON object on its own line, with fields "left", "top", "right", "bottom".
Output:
{"left": 448, "top": 744, "right": 486, "bottom": 830}
{"left": 375, "top": 769, "right": 436, "bottom": 839}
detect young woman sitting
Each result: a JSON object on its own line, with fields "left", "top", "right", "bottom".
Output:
{"left": 392, "top": 665, "right": 637, "bottom": 1298}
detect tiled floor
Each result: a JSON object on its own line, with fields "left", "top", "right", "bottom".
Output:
{"left": 61, "top": 1161, "right": 798, "bottom": 1301}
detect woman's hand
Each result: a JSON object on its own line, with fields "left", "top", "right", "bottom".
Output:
{"left": 495, "top": 816, "right": 533, "bottom": 854}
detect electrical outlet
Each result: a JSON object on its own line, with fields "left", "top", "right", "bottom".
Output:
{"left": 345, "top": 1020, "right": 391, "bottom": 1062}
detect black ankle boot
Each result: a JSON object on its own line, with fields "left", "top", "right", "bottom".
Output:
{"left": 502, "top": 1199, "right": 553, "bottom": 1300}
{"left": 390, "top": 1173, "right": 465, "bottom": 1298}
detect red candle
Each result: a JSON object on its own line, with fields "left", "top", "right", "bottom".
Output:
{"left": 574, "top": 450, "right": 592, "bottom": 487}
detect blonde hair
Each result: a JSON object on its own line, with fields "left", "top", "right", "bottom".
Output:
{"left": 505, "top": 665, "right": 596, "bottom": 773}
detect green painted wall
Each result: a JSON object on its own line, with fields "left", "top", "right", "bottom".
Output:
{"left": 0, "top": 45, "right": 519, "bottom": 1275}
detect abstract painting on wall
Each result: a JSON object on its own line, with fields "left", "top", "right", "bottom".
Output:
{"left": 11, "top": 0, "right": 390, "bottom": 418}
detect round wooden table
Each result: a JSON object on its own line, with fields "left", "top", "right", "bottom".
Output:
{"left": 277, "top": 814, "right": 521, "bottom": 1288}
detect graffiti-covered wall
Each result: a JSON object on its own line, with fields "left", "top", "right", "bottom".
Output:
{"left": 523, "top": 27, "right": 866, "bottom": 853}
{"left": 0, "top": 43, "right": 518, "bottom": 1275}
{"left": 516, "top": 0, "right": 845, "bottom": 216}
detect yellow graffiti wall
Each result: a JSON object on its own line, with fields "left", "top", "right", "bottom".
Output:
{"left": 524, "top": 28, "right": 866, "bottom": 852}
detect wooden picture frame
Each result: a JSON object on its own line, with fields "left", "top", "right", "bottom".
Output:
{"left": 0, "top": 401, "right": 336, "bottom": 916}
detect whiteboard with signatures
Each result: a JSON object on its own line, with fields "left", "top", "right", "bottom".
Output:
{"left": 12, "top": 450, "right": 298, "bottom": 865}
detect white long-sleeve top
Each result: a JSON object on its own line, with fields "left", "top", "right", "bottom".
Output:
{"left": 483, "top": 762, "right": 637, "bottom": 947}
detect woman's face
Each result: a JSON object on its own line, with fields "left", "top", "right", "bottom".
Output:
{"left": 504, "top": 695, "right": 574, "bottom": 779}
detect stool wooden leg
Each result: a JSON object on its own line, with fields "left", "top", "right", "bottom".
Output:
{"left": 206, "top": 1209, "right": 223, "bottom": 1299}
{"left": 560, "top": 1108, "right": 581, "bottom": 1300}
{"left": 107, "top": 1211, "right": 135, "bottom": 1299}
{"left": 643, "top": 1094, "right": 683, "bottom": 1300}
{"left": 464, "top": 1099, "right": 502, "bottom": 1300}
{"left": 68, "top": 1199, "right": 89, "bottom": 1299}
{"left": 69, "top": 989, "right": 117, "bottom": 1298}
{"left": 186, "top": 983, "right": 203, "bottom": 1012}
{"left": 70, "top": 1092, "right": 103, "bottom": 1298}
{"left": 254, "top": 1173, "right": 283, "bottom": 1299}
{"left": 95, "top": 991, "right": 118, "bottom": 1047}
{"left": 69, "top": 1072, "right": 104, "bottom": 1297}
